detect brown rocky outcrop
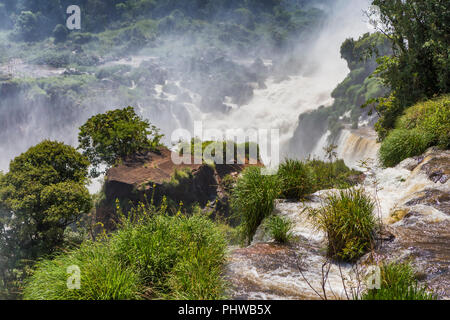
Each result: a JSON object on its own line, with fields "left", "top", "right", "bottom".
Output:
{"left": 95, "top": 147, "right": 260, "bottom": 231}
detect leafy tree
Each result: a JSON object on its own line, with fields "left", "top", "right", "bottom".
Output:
{"left": 0, "top": 140, "right": 92, "bottom": 298}
{"left": 367, "top": 0, "right": 450, "bottom": 139}
{"left": 78, "top": 106, "right": 163, "bottom": 177}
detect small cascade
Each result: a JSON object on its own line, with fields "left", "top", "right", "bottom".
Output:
{"left": 311, "top": 127, "right": 380, "bottom": 169}
{"left": 335, "top": 128, "right": 380, "bottom": 169}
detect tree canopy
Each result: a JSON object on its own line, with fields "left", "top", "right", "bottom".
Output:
{"left": 78, "top": 106, "right": 163, "bottom": 177}
{"left": 0, "top": 141, "right": 92, "bottom": 297}
{"left": 367, "top": 0, "right": 450, "bottom": 139}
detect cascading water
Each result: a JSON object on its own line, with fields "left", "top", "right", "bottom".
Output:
{"left": 186, "top": 0, "right": 373, "bottom": 163}
{"left": 311, "top": 127, "right": 380, "bottom": 169}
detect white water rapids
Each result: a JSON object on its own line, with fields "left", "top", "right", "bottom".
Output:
{"left": 180, "top": 0, "right": 374, "bottom": 164}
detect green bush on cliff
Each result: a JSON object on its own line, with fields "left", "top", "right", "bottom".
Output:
{"left": 379, "top": 95, "right": 450, "bottom": 167}
{"left": 379, "top": 129, "right": 431, "bottom": 167}
{"left": 23, "top": 202, "right": 227, "bottom": 300}
{"left": 396, "top": 95, "right": 450, "bottom": 149}
{"left": 361, "top": 262, "right": 436, "bottom": 300}
{"left": 78, "top": 107, "right": 163, "bottom": 177}
{"left": 368, "top": 0, "right": 450, "bottom": 139}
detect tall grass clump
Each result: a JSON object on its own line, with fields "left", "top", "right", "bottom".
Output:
{"left": 231, "top": 167, "right": 281, "bottom": 245}
{"left": 264, "top": 215, "right": 294, "bottom": 244}
{"left": 277, "top": 159, "right": 314, "bottom": 200}
{"left": 309, "top": 188, "right": 377, "bottom": 262}
{"left": 111, "top": 207, "right": 228, "bottom": 300}
{"left": 361, "top": 262, "right": 436, "bottom": 300}
{"left": 23, "top": 203, "right": 227, "bottom": 300}
{"left": 23, "top": 241, "right": 141, "bottom": 300}
{"left": 379, "top": 129, "right": 431, "bottom": 167}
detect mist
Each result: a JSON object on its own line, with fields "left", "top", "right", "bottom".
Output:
{"left": 0, "top": 0, "right": 372, "bottom": 189}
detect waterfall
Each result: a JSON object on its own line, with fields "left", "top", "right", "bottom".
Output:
{"left": 194, "top": 0, "right": 373, "bottom": 158}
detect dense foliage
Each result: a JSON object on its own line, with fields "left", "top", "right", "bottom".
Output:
{"left": 367, "top": 0, "right": 450, "bottom": 140}
{"left": 231, "top": 167, "right": 281, "bottom": 245}
{"left": 379, "top": 95, "right": 450, "bottom": 167}
{"left": 0, "top": 0, "right": 326, "bottom": 53}
{"left": 78, "top": 106, "right": 163, "bottom": 177}
{"left": 0, "top": 141, "right": 91, "bottom": 298}
{"left": 23, "top": 202, "right": 227, "bottom": 300}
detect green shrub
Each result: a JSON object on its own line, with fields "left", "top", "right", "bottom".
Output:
{"left": 183, "top": 139, "right": 260, "bottom": 164}
{"left": 278, "top": 159, "right": 314, "bottom": 200}
{"left": 397, "top": 95, "right": 450, "bottom": 149}
{"left": 264, "top": 215, "right": 293, "bottom": 244}
{"left": 309, "top": 189, "right": 377, "bottom": 262}
{"left": 305, "top": 159, "right": 360, "bottom": 190}
{"left": 231, "top": 167, "right": 281, "bottom": 245}
{"left": 23, "top": 204, "right": 227, "bottom": 300}
{"left": 379, "top": 128, "right": 431, "bottom": 167}
{"left": 78, "top": 106, "right": 163, "bottom": 177}
{"left": 111, "top": 210, "right": 227, "bottom": 299}
{"left": 362, "top": 262, "right": 436, "bottom": 300}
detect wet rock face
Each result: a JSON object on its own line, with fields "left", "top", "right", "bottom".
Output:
{"left": 421, "top": 156, "right": 450, "bottom": 184}
{"left": 403, "top": 148, "right": 450, "bottom": 184}
{"left": 404, "top": 189, "right": 450, "bottom": 214}
{"left": 225, "top": 243, "right": 322, "bottom": 300}
{"left": 375, "top": 147, "right": 450, "bottom": 299}
{"left": 380, "top": 219, "right": 450, "bottom": 299}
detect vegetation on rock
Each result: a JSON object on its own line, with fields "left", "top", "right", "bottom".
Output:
{"left": 264, "top": 215, "right": 294, "bottom": 244}
{"left": 78, "top": 106, "right": 163, "bottom": 177}
{"left": 361, "top": 262, "right": 436, "bottom": 300}
{"left": 379, "top": 95, "right": 450, "bottom": 167}
{"left": 367, "top": 0, "right": 450, "bottom": 140}
{"left": 308, "top": 188, "right": 377, "bottom": 262}
{"left": 23, "top": 201, "right": 227, "bottom": 300}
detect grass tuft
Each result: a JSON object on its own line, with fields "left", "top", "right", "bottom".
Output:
{"left": 277, "top": 159, "right": 314, "bottom": 200}
{"left": 309, "top": 188, "right": 377, "bottom": 262}
{"left": 231, "top": 167, "right": 281, "bottom": 245}
{"left": 361, "top": 262, "right": 436, "bottom": 300}
{"left": 264, "top": 215, "right": 294, "bottom": 244}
